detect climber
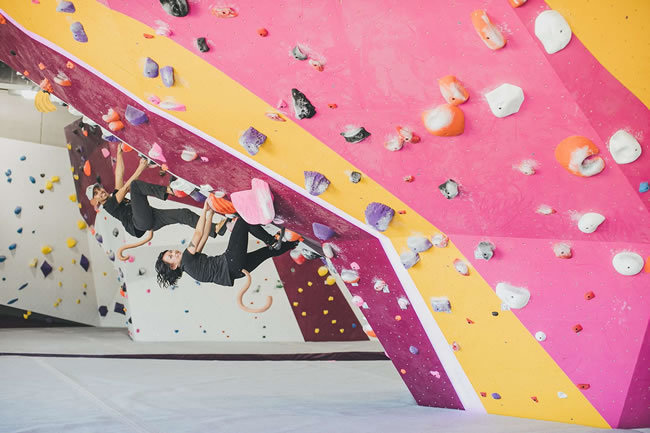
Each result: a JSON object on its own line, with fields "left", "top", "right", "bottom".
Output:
{"left": 155, "top": 200, "right": 298, "bottom": 288}
{"left": 86, "top": 144, "right": 224, "bottom": 239}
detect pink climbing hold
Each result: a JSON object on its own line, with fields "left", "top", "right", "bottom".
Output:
{"left": 148, "top": 142, "right": 166, "bottom": 163}
{"left": 101, "top": 148, "right": 110, "bottom": 158}
{"left": 230, "top": 178, "right": 275, "bottom": 225}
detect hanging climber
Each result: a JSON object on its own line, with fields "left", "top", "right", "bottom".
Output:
{"left": 86, "top": 144, "right": 225, "bottom": 240}
{"left": 155, "top": 200, "right": 297, "bottom": 289}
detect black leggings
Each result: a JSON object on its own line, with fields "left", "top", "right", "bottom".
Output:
{"left": 225, "top": 218, "right": 293, "bottom": 280}
{"left": 130, "top": 180, "right": 218, "bottom": 236}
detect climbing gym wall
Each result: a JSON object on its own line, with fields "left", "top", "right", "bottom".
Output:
{"left": 0, "top": 137, "right": 123, "bottom": 327}
{"left": 0, "top": 0, "right": 647, "bottom": 429}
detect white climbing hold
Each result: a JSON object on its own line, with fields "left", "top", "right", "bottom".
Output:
{"left": 384, "top": 136, "right": 404, "bottom": 151}
{"left": 612, "top": 252, "right": 644, "bottom": 276}
{"left": 557, "top": 391, "right": 568, "bottom": 399}
{"left": 535, "top": 10, "right": 572, "bottom": 54}
{"left": 535, "top": 331, "right": 547, "bottom": 342}
{"left": 341, "top": 269, "right": 360, "bottom": 284}
{"left": 374, "top": 279, "right": 388, "bottom": 292}
{"left": 400, "top": 250, "right": 420, "bottom": 269}
{"left": 553, "top": 242, "right": 572, "bottom": 259}
{"left": 485, "top": 83, "right": 524, "bottom": 118}
{"left": 496, "top": 282, "right": 530, "bottom": 310}
{"left": 536, "top": 204, "right": 556, "bottom": 215}
{"left": 407, "top": 235, "right": 433, "bottom": 253}
{"left": 515, "top": 159, "right": 538, "bottom": 175}
{"left": 430, "top": 297, "right": 452, "bottom": 313}
{"left": 474, "top": 241, "right": 495, "bottom": 260}
{"left": 578, "top": 212, "right": 605, "bottom": 233}
{"left": 181, "top": 149, "right": 198, "bottom": 162}
{"left": 397, "top": 297, "right": 410, "bottom": 310}
{"left": 432, "top": 234, "right": 449, "bottom": 248}
{"left": 453, "top": 259, "right": 469, "bottom": 276}
{"left": 608, "top": 130, "right": 642, "bottom": 164}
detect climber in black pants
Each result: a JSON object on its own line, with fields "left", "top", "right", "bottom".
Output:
{"left": 86, "top": 144, "right": 223, "bottom": 238}
{"left": 155, "top": 200, "right": 297, "bottom": 288}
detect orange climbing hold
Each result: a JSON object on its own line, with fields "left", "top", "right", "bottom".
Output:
{"left": 471, "top": 10, "right": 506, "bottom": 50}
{"left": 102, "top": 108, "right": 120, "bottom": 123}
{"left": 208, "top": 194, "right": 236, "bottom": 215}
{"left": 108, "top": 121, "right": 124, "bottom": 132}
{"left": 422, "top": 104, "right": 465, "bottom": 136}
{"left": 284, "top": 230, "right": 303, "bottom": 242}
{"left": 645, "top": 257, "right": 650, "bottom": 273}
{"left": 38, "top": 62, "right": 46, "bottom": 70}
{"left": 328, "top": 104, "right": 338, "bottom": 109}
{"left": 257, "top": 28, "right": 268, "bottom": 37}
{"left": 66, "top": 61, "right": 75, "bottom": 69}
{"left": 508, "top": 0, "right": 527, "bottom": 7}
{"left": 54, "top": 72, "right": 71, "bottom": 86}
{"left": 39, "top": 78, "right": 53, "bottom": 93}
{"left": 0, "top": 15, "right": 5, "bottom": 24}
{"left": 211, "top": 6, "right": 237, "bottom": 18}
{"left": 396, "top": 126, "right": 421, "bottom": 143}
{"left": 554, "top": 136, "right": 605, "bottom": 177}
{"left": 438, "top": 75, "right": 469, "bottom": 105}
{"left": 143, "top": 33, "right": 155, "bottom": 39}
{"left": 23, "top": 70, "right": 29, "bottom": 77}
{"left": 121, "top": 143, "right": 133, "bottom": 152}
{"left": 83, "top": 160, "right": 91, "bottom": 176}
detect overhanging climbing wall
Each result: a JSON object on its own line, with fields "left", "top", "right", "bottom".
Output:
{"left": 0, "top": 0, "right": 648, "bottom": 428}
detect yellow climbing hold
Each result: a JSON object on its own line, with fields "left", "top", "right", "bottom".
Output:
{"left": 77, "top": 220, "right": 87, "bottom": 230}
{"left": 325, "top": 276, "right": 336, "bottom": 285}
{"left": 78, "top": 203, "right": 82, "bottom": 209}
{"left": 328, "top": 296, "right": 334, "bottom": 301}
{"left": 76, "top": 299, "right": 81, "bottom": 304}
{"left": 301, "top": 311, "right": 306, "bottom": 317}
{"left": 28, "top": 258, "right": 38, "bottom": 267}
{"left": 298, "top": 288, "right": 303, "bottom": 293}
{"left": 41, "top": 245, "right": 52, "bottom": 254}
{"left": 317, "top": 266, "right": 329, "bottom": 277}
{"left": 67, "top": 144, "right": 71, "bottom": 150}
{"left": 103, "top": 272, "right": 107, "bottom": 276}
{"left": 71, "top": 259, "right": 76, "bottom": 264}
{"left": 314, "top": 328, "right": 320, "bottom": 334}
{"left": 292, "top": 301, "right": 299, "bottom": 307}
{"left": 323, "top": 310, "right": 329, "bottom": 315}
{"left": 45, "top": 181, "right": 53, "bottom": 190}
{"left": 307, "top": 281, "right": 313, "bottom": 286}
{"left": 58, "top": 282, "right": 62, "bottom": 287}
{"left": 51, "top": 176, "right": 60, "bottom": 183}
{"left": 73, "top": 174, "right": 79, "bottom": 180}
{"left": 69, "top": 194, "right": 77, "bottom": 202}
{"left": 82, "top": 283, "right": 87, "bottom": 288}
{"left": 69, "top": 165, "right": 74, "bottom": 171}
{"left": 339, "top": 329, "right": 345, "bottom": 334}
{"left": 66, "top": 238, "right": 77, "bottom": 248}
{"left": 331, "top": 319, "right": 338, "bottom": 325}
{"left": 23, "top": 311, "right": 32, "bottom": 319}
{"left": 58, "top": 266, "right": 63, "bottom": 271}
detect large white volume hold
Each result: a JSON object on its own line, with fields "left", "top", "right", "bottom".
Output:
{"left": 495, "top": 282, "right": 530, "bottom": 309}
{"left": 578, "top": 213, "right": 605, "bottom": 233}
{"left": 534, "top": 10, "right": 572, "bottom": 54}
{"left": 485, "top": 84, "right": 524, "bottom": 118}
{"left": 609, "top": 130, "right": 642, "bottom": 164}
{"left": 612, "top": 252, "right": 644, "bottom": 276}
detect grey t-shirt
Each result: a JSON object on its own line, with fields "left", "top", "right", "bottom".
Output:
{"left": 182, "top": 249, "right": 233, "bottom": 286}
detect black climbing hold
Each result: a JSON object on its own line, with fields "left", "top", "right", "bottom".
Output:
{"left": 98, "top": 305, "right": 108, "bottom": 317}
{"left": 112, "top": 228, "right": 119, "bottom": 237}
{"left": 160, "top": 0, "right": 189, "bottom": 17}
{"left": 38, "top": 205, "right": 43, "bottom": 210}
{"left": 438, "top": 179, "right": 459, "bottom": 199}
{"left": 341, "top": 127, "right": 371, "bottom": 143}
{"left": 10, "top": 50, "right": 16, "bottom": 56}
{"left": 349, "top": 171, "right": 362, "bottom": 183}
{"left": 491, "top": 311, "right": 499, "bottom": 316}
{"left": 39, "top": 189, "right": 44, "bottom": 194}
{"left": 196, "top": 37, "right": 209, "bottom": 52}
{"left": 40, "top": 173, "right": 45, "bottom": 177}
{"left": 96, "top": 175, "right": 101, "bottom": 184}
{"left": 114, "top": 302, "right": 126, "bottom": 315}
{"left": 291, "top": 88, "right": 316, "bottom": 119}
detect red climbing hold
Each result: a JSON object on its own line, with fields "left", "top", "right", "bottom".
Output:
{"left": 531, "top": 396, "right": 539, "bottom": 402}
{"left": 480, "top": 392, "right": 487, "bottom": 397}
{"left": 466, "top": 318, "right": 474, "bottom": 324}
{"left": 83, "top": 160, "right": 91, "bottom": 176}
{"left": 584, "top": 291, "right": 595, "bottom": 300}
{"left": 121, "top": 143, "right": 133, "bottom": 152}
{"left": 143, "top": 33, "right": 155, "bottom": 39}
{"left": 572, "top": 324, "right": 583, "bottom": 333}
{"left": 328, "top": 104, "right": 338, "bottom": 109}
{"left": 257, "top": 28, "right": 268, "bottom": 37}
{"left": 578, "top": 384, "right": 590, "bottom": 390}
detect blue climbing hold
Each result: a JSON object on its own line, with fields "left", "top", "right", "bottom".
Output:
{"left": 351, "top": 323, "right": 357, "bottom": 328}
{"left": 17, "top": 228, "right": 22, "bottom": 234}
{"left": 5, "top": 169, "right": 11, "bottom": 176}
{"left": 0, "top": 255, "right": 6, "bottom": 263}
{"left": 640, "top": 182, "right": 649, "bottom": 193}
{"left": 181, "top": 239, "right": 186, "bottom": 244}
{"left": 174, "top": 329, "right": 179, "bottom": 333}
{"left": 14, "top": 206, "right": 21, "bottom": 215}
{"left": 184, "top": 309, "right": 189, "bottom": 313}
{"left": 19, "top": 156, "right": 26, "bottom": 161}
{"left": 29, "top": 176, "right": 35, "bottom": 184}
{"left": 7, "top": 178, "right": 11, "bottom": 183}
{"left": 18, "top": 282, "right": 28, "bottom": 290}
{"left": 7, "top": 298, "right": 18, "bottom": 305}
{"left": 8, "top": 243, "right": 16, "bottom": 251}
{"left": 491, "top": 393, "right": 502, "bottom": 400}
{"left": 409, "top": 345, "right": 419, "bottom": 355}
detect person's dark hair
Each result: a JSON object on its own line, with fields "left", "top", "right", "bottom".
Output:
{"left": 155, "top": 250, "right": 183, "bottom": 288}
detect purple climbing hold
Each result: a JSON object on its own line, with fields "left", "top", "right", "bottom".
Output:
{"left": 70, "top": 22, "right": 88, "bottom": 43}
{"left": 40, "top": 260, "right": 53, "bottom": 277}
{"left": 18, "top": 282, "right": 28, "bottom": 290}
{"left": 190, "top": 190, "right": 207, "bottom": 203}
{"left": 104, "top": 134, "right": 120, "bottom": 143}
{"left": 491, "top": 393, "right": 501, "bottom": 400}
{"left": 7, "top": 298, "right": 18, "bottom": 305}
{"left": 364, "top": 202, "right": 395, "bottom": 232}
{"left": 95, "top": 233, "right": 103, "bottom": 244}
{"left": 143, "top": 57, "right": 159, "bottom": 78}
{"left": 79, "top": 254, "right": 89, "bottom": 271}
{"left": 239, "top": 127, "right": 267, "bottom": 156}
{"left": 114, "top": 302, "right": 126, "bottom": 315}
{"left": 160, "top": 66, "right": 175, "bottom": 87}
{"left": 304, "top": 171, "right": 330, "bottom": 196}
{"left": 125, "top": 105, "right": 148, "bottom": 125}
{"left": 98, "top": 305, "right": 108, "bottom": 317}
{"left": 409, "top": 345, "right": 419, "bottom": 355}
{"left": 56, "top": 1, "right": 76, "bottom": 13}
{"left": 312, "top": 222, "right": 335, "bottom": 241}
{"left": 107, "top": 250, "right": 115, "bottom": 262}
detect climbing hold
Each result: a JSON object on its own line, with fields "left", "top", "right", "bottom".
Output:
{"left": 28, "top": 258, "right": 37, "bottom": 267}
{"left": 397, "top": 297, "right": 410, "bottom": 310}
{"left": 304, "top": 171, "right": 330, "bottom": 196}
{"left": 432, "top": 234, "right": 449, "bottom": 248}
{"left": 196, "top": 37, "right": 209, "bottom": 52}
{"left": 474, "top": 241, "right": 495, "bottom": 260}
{"left": 77, "top": 220, "right": 86, "bottom": 229}
{"left": 28, "top": 176, "right": 35, "bottom": 184}
{"left": 325, "top": 275, "right": 336, "bottom": 286}
{"left": 98, "top": 305, "right": 108, "bottom": 317}
{"left": 403, "top": 175, "right": 414, "bottom": 182}
{"left": 45, "top": 181, "right": 53, "bottom": 190}
{"left": 66, "top": 238, "right": 77, "bottom": 248}
{"left": 578, "top": 384, "right": 590, "bottom": 390}
{"left": 265, "top": 112, "right": 285, "bottom": 122}
{"left": 312, "top": 222, "right": 335, "bottom": 241}
{"left": 485, "top": 84, "right": 524, "bottom": 118}
{"left": 555, "top": 136, "right": 606, "bottom": 177}
{"left": 83, "top": 160, "right": 91, "bottom": 176}
{"left": 640, "top": 182, "right": 649, "bottom": 193}
{"left": 95, "top": 233, "right": 103, "bottom": 244}
{"left": 608, "top": 130, "right": 642, "bottom": 164}
{"left": 584, "top": 291, "right": 595, "bottom": 300}
{"left": 211, "top": 6, "right": 237, "bottom": 17}
{"left": 160, "top": 66, "right": 174, "bottom": 87}
{"left": 291, "top": 89, "right": 316, "bottom": 119}
{"left": 553, "top": 242, "right": 572, "bottom": 259}
{"left": 148, "top": 143, "right": 166, "bottom": 162}
{"left": 496, "top": 282, "right": 530, "bottom": 309}
{"left": 257, "top": 28, "right": 268, "bottom": 37}
{"left": 160, "top": 0, "right": 188, "bottom": 16}
{"left": 364, "top": 202, "right": 395, "bottom": 232}
{"left": 578, "top": 212, "right": 605, "bottom": 233}
{"left": 480, "top": 392, "right": 487, "bottom": 397}
{"left": 181, "top": 149, "right": 198, "bottom": 161}
{"left": 612, "top": 252, "right": 644, "bottom": 276}
{"left": 438, "top": 75, "right": 469, "bottom": 105}
{"left": 572, "top": 324, "right": 583, "bottom": 333}
{"left": 291, "top": 45, "right": 308, "bottom": 61}
{"left": 239, "top": 127, "right": 267, "bottom": 156}
{"left": 349, "top": 171, "right": 362, "bottom": 183}
{"left": 107, "top": 250, "right": 115, "bottom": 261}
{"left": 409, "top": 346, "right": 419, "bottom": 355}
{"left": 112, "top": 228, "right": 119, "bottom": 237}
{"left": 102, "top": 108, "right": 120, "bottom": 123}
{"left": 108, "top": 120, "right": 124, "bottom": 132}
{"left": 466, "top": 318, "right": 475, "bottom": 324}
{"left": 341, "top": 269, "right": 360, "bottom": 284}
{"left": 396, "top": 127, "right": 420, "bottom": 144}
{"left": 51, "top": 176, "right": 60, "bottom": 183}
{"left": 40, "top": 260, "right": 53, "bottom": 277}
{"left": 7, "top": 298, "right": 18, "bottom": 305}
{"left": 384, "top": 136, "right": 403, "bottom": 151}
{"left": 422, "top": 104, "right": 464, "bottom": 136}
{"left": 451, "top": 342, "right": 461, "bottom": 352}
{"left": 53, "top": 71, "right": 71, "bottom": 87}
{"left": 407, "top": 235, "right": 432, "bottom": 253}
{"left": 515, "top": 159, "right": 538, "bottom": 175}
{"left": 0, "top": 255, "right": 5, "bottom": 263}
{"left": 8, "top": 243, "right": 16, "bottom": 251}
{"left": 439, "top": 179, "right": 459, "bottom": 199}
{"left": 17, "top": 228, "right": 22, "bottom": 233}
{"left": 309, "top": 59, "right": 324, "bottom": 72}
{"left": 159, "top": 100, "right": 186, "bottom": 111}
{"left": 535, "top": 331, "right": 547, "bottom": 342}
{"left": 317, "top": 266, "right": 329, "bottom": 277}
{"left": 70, "top": 22, "right": 88, "bottom": 43}
{"left": 79, "top": 254, "right": 89, "bottom": 271}
{"left": 322, "top": 243, "right": 335, "bottom": 258}
{"left": 491, "top": 393, "right": 502, "bottom": 400}
{"left": 536, "top": 205, "right": 555, "bottom": 215}
{"left": 535, "top": 10, "right": 572, "bottom": 54}
{"left": 341, "top": 126, "right": 371, "bottom": 143}
{"left": 509, "top": 0, "right": 527, "bottom": 7}
{"left": 454, "top": 259, "right": 470, "bottom": 276}
{"left": 373, "top": 280, "right": 388, "bottom": 292}
{"left": 18, "top": 283, "right": 28, "bottom": 290}
{"left": 471, "top": 10, "right": 506, "bottom": 50}
{"left": 41, "top": 245, "right": 52, "bottom": 255}
{"left": 290, "top": 248, "right": 306, "bottom": 265}
{"left": 401, "top": 251, "right": 420, "bottom": 269}
{"left": 125, "top": 105, "right": 148, "bottom": 125}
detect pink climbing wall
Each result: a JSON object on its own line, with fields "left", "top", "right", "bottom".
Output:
{"left": 0, "top": 19, "right": 465, "bottom": 409}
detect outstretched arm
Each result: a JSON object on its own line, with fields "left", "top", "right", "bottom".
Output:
{"left": 186, "top": 201, "right": 209, "bottom": 255}
{"left": 196, "top": 209, "right": 214, "bottom": 253}
{"left": 114, "top": 157, "right": 147, "bottom": 204}
{"left": 114, "top": 145, "right": 125, "bottom": 190}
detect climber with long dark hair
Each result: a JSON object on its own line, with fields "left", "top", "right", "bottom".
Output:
{"left": 155, "top": 200, "right": 297, "bottom": 288}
